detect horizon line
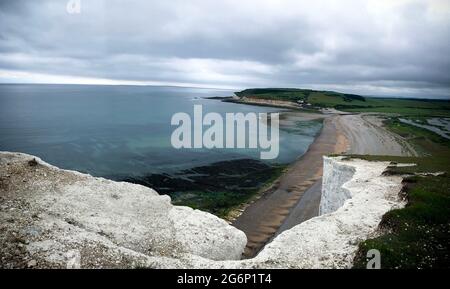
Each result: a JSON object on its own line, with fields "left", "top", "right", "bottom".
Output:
{"left": 1, "top": 82, "right": 449, "bottom": 101}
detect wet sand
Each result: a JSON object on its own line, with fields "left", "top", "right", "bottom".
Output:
{"left": 274, "top": 178, "right": 322, "bottom": 236}
{"left": 232, "top": 115, "right": 348, "bottom": 257}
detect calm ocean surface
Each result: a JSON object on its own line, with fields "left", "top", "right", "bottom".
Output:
{"left": 0, "top": 84, "right": 321, "bottom": 179}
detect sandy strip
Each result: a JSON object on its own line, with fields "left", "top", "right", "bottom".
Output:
{"left": 335, "top": 114, "right": 418, "bottom": 156}
{"left": 274, "top": 114, "right": 418, "bottom": 239}
{"left": 232, "top": 115, "right": 347, "bottom": 257}
{"left": 274, "top": 178, "right": 322, "bottom": 236}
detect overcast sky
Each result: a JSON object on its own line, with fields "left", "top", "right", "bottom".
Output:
{"left": 0, "top": 0, "right": 449, "bottom": 98}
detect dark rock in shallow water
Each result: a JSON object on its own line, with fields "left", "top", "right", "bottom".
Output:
{"left": 122, "top": 159, "right": 285, "bottom": 216}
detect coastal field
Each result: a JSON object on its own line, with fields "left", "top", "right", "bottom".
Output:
{"left": 235, "top": 88, "right": 450, "bottom": 116}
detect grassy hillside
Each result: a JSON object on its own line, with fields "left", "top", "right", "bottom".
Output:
{"left": 351, "top": 119, "right": 450, "bottom": 269}
{"left": 236, "top": 88, "right": 365, "bottom": 103}
{"left": 235, "top": 88, "right": 450, "bottom": 116}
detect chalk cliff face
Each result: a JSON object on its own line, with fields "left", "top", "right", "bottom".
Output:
{"left": 0, "top": 152, "right": 406, "bottom": 269}
{"left": 0, "top": 152, "right": 246, "bottom": 268}
{"left": 320, "top": 157, "right": 355, "bottom": 215}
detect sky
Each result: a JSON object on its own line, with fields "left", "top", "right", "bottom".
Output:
{"left": 0, "top": 0, "right": 449, "bottom": 98}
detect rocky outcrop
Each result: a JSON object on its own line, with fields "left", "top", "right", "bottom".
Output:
{"left": 0, "top": 153, "right": 406, "bottom": 269}
{"left": 0, "top": 152, "right": 246, "bottom": 268}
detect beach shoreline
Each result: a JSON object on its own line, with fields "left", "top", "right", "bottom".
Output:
{"left": 231, "top": 113, "right": 348, "bottom": 257}
{"left": 223, "top": 96, "right": 314, "bottom": 111}
{"left": 226, "top": 98, "right": 417, "bottom": 258}
{"left": 222, "top": 110, "right": 328, "bottom": 223}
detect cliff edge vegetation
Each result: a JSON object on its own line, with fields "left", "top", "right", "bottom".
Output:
{"left": 351, "top": 118, "right": 450, "bottom": 269}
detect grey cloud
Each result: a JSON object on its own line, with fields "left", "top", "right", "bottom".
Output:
{"left": 0, "top": 0, "right": 449, "bottom": 98}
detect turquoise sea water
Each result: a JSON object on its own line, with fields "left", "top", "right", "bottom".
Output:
{"left": 0, "top": 84, "right": 321, "bottom": 180}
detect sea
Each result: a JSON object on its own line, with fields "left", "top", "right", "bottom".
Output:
{"left": 0, "top": 84, "right": 322, "bottom": 209}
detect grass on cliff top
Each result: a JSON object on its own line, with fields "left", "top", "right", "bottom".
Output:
{"left": 235, "top": 88, "right": 450, "bottom": 117}
{"left": 353, "top": 175, "right": 450, "bottom": 269}
{"left": 236, "top": 88, "right": 365, "bottom": 104}
{"left": 351, "top": 119, "right": 450, "bottom": 269}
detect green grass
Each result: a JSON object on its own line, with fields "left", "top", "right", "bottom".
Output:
{"left": 236, "top": 88, "right": 312, "bottom": 102}
{"left": 235, "top": 88, "right": 450, "bottom": 117}
{"left": 236, "top": 88, "right": 365, "bottom": 104}
{"left": 342, "top": 98, "right": 450, "bottom": 116}
{"left": 307, "top": 91, "right": 366, "bottom": 107}
{"left": 353, "top": 175, "right": 450, "bottom": 269}
{"left": 384, "top": 118, "right": 450, "bottom": 156}
{"left": 351, "top": 120, "right": 450, "bottom": 269}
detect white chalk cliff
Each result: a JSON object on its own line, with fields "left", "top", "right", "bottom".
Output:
{"left": 0, "top": 152, "right": 246, "bottom": 268}
{"left": 0, "top": 152, "right": 406, "bottom": 268}
{"left": 248, "top": 156, "right": 406, "bottom": 268}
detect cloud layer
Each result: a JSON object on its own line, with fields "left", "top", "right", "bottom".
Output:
{"left": 0, "top": 0, "right": 449, "bottom": 97}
